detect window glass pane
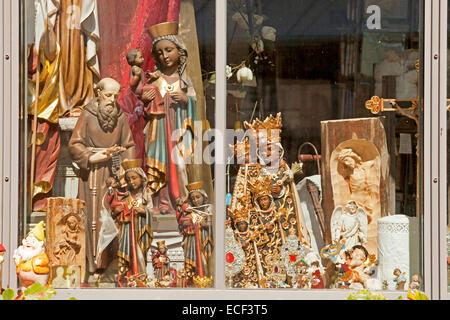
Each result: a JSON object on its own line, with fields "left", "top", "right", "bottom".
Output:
{"left": 225, "top": 0, "right": 423, "bottom": 291}
{"left": 20, "top": 0, "right": 215, "bottom": 289}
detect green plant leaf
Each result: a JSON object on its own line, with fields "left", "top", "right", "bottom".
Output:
{"left": 24, "top": 283, "right": 45, "bottom": 296}
{"left": 2, "top": 288, "right": 15, "bottom": 300}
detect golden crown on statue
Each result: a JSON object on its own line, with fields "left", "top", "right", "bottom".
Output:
{"left": 148, "top": 21, "right": 179, "bottom": 39}
{"left": 244, "top": 112, "right": 283, "bottom": 131}
{"left": 230, "top": 204, "right": 250, "bottom": 224}
{"left": 248, "top": 175, "right": 272, "bottom": 199}
{"left": 193, "top": 276, "right": 213, "bottom": 288}
{"left": 121, "top": 159, "right": 143, "bottom": 170}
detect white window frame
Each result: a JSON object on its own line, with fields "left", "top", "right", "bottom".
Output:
{"left": 1, "top": 0, "right": 448, "bottom": 300}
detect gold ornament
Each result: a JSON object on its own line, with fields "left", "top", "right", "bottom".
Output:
{"left": 193, "top": 275, "right": 213, "bottom": 288}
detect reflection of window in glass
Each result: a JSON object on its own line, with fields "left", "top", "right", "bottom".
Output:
{"left": 21, "top": 0, "right": 215, "bottom": 289}
{"left": 224, "top": 0, "right": 422, "bottom": 291}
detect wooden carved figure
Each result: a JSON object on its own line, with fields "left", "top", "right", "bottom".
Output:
{"left": 46, "top": 197, "right": 86, "bottom": 283}
{"left": 144, "top": 22, "right": 197, "bottom": 215}
{"left": 321, "top": 117, "right": 390, "bottom": 255}
{"left": 109, "top": 159, "right": 153, "bottom": 286}
{"left": 151, "top": 240, "right": 170, "bottom": 281}
{"left": 177, "top": 181, "right": 214, "bottom": 286}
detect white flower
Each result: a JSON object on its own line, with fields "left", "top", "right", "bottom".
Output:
{"left": 236, "top": 66, "right": 253, "bottom": 83}
{"left": 226, "top": 65, "right": 233, "bottom": 79}
{"left": 262, "top": 26, "right": 277, "bottom": 42}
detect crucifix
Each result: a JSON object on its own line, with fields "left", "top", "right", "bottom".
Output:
{"left": 365, "top": 59, "right": 420, "bottom": 216}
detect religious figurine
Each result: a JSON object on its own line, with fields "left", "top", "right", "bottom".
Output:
{"left": 393, "top": 268, "right": 407, "bottom": 291}
{"left": 123, "top": 49, "right": 163, "bottom": 163}
{"left": 308, "top": 261, "right": 325, "bottom": 289}
{"left": 53, "top": 210, "right": 82, "bottom": 266}
{"left": 144, "top": 22, "right": 197, "bottom": 215}
{"left": 229, "top": 113, "right": 314, "bottom": 246}
{"left": 176, "top": 267, "right": 187, "bottom": 288}
{"left": 0, "top": 243, "right": 5, "bottom": 291}
{"left": 126, "top": 49, "right": 162, "bottom": 105}
{"left": 108, "top": 159, "right": 153, "bottom": 287}
{"left": 247, "top": 175, "right": 284, "bottom": 283}
{"left": 228, "top": 206, "right": 259, "bottom": 288}
{"left": 151, "top": 241, "right": 170, "bottom": 281}
{"left": 336, "top": 245, "right": 370, "bottom": 290}
{"left": 330, "top": 200, "right": 368, "bottom": 252}
{"left": 177, "top": 181, "right": 214, "bottom": 286}
{"left": 227, "top": 113, "right": 321, "bottom": 289}
{"left": 51, "top": 266, "right": 70, "bottom": 288}
{"left": 68, "top": 77, "right": 136, "bottom": 281}
{"left": 406, "top": 274, "right": 429, "bottom": 300}
{"left": 29, "top": 0, "right": 100, "bottom": 212}
{"left": 13, "top": 222, "right": 50, "bottom": 291}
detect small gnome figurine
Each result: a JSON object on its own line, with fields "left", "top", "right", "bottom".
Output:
{"left": 0, "top": 243, "right": 6, "bottom": 291}
{"left": 13, "top": 221, "right": 50, "bottom": 291}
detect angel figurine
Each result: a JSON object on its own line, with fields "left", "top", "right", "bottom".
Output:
{"left": 330, "top": 200, "right": 368, "bottom": 252}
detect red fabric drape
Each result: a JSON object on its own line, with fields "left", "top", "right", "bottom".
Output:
{"left": 96, "top": 0, "right": 181, "bottom": 163}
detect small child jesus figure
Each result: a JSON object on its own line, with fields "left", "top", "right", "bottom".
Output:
{"left": 126, "top": 49, "right": 163, "bottom": 109}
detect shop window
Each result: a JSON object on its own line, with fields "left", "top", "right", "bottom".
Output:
{"left": 224, "top": 0, "right": 424, "bottom": 292}
{"left": 18, "top": 0, "right": 216, "bottom": 289}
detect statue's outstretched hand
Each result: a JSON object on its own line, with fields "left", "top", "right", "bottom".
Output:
{"left": 89, "top": 151, "right": 111, "bottom": 164}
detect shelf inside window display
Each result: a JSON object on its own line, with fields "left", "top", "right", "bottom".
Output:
{"left": 21, "top": 0, "right": 215, "bottom": 289}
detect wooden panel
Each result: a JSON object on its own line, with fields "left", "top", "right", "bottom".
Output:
{"left": 321, "top": 117, "right": 390, "bottom": 255}
{"left": 46, "top": 197, "right": 86, "bottom": 285}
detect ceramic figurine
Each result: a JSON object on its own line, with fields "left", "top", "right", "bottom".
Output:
{"left": 68, "top": 77, "right": 136, "bottom": 281}
{"left": 308, "top": 261, "right": 325, "bottom": 289}
{"left": 393, "top": 268, "right": 407, "bottom": 291}
{"left": 330, "top": 200, "right": 368, "bottom": 251}
{"left": 407, "top": 274, "right": 422, "bottom": 299}
{"left": 13, "top": 221, "right": 50, "bottom": 291}
{"left": 177, "top": 181, "right": 214, "bottom": 286}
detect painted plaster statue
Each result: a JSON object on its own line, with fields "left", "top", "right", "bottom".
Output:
{"left": 144, "top": 22, "right": 196, "bottom": 215}
{"left": 330, "top": 200, "right": 368, "bottom": 252}
{"left": 68, "top": 77, "right": 136, "bottom": 279}
{"left": 13, "top": 221, "right": 50, "bottom": 291}
{"left": 151, "top": 240, "right": 170, "bottom": 281}
{"left": 108, "top": 159, "right": 153, "bottom": 286}
{"left": 177, "top": 181, "right": 214, "bottom": 286}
